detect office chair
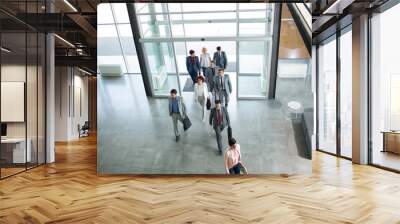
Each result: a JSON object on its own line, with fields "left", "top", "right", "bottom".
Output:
{"left": 79, "top": 121, "right": 90, "bottom": 138}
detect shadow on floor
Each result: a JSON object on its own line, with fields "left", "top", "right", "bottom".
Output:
{"left": 291, "top": 117, "right": 311, "bottom": 159}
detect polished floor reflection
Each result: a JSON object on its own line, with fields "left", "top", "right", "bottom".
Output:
{"left": 373, "top": 150, "right": 400, "bottom": 171}
{"left": 98, "top": 74, "right": 311, "bottom": 174}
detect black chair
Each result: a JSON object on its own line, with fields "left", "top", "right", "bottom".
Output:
{"left": 78, "top": 121, "right": 90, "bottom": 138}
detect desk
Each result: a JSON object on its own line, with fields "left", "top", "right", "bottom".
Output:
{"left": 1, "top": 138, "right": 31, "bottom": 163}
{"left": 382, "top": 131, "right": 400, "bottom": 154}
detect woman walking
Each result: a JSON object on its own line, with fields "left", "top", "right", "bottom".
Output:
{"left": 200, "top": 47, "right": 211, "bottom": 76}
{"left": 194, "top": 76, "right": 209, "bottom": 122}
{"left": 224, "top": 138, "right": 243, "bottom": 175}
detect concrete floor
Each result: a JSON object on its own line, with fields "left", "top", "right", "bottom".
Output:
{"left": 98, "top": 74, "right": 311, "bottom": 174}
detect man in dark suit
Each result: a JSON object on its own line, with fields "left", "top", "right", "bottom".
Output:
{"left": 213, "top": 68, "right": 232, "bottom": 107}
{"left": 186, "top": 49, "right": 201, "bottom": 85}
{"left": 205, "top": 60, "right": 216, "bottom": 92}
{"left": 209, "top": 100, "right": 230, "bottom": 154}
{"left": 213, "top": 46, "right": 228, "bottom": 69}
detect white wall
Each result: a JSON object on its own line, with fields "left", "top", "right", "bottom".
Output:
{"left": 55, "top": 67, "right": 89, "bottom": 141}
{"left": 1, "top": 65, "right": 41, "bottom": 137}
{"left": 1, "top": 64, "right": 46, "bottom": 164}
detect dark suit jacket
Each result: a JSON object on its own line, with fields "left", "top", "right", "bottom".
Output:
{"left": 213, "top": 51, "right": 228, "bottom": 69}
{"left": 186, "top": 56, "right": 201, "bottom": 75}
{"left": 205, "top": 67, "right": 216, "bottom": 91}
{"left": 209, "top": 107, "right": 230, "bottom": 129}
{"left": 213, "top": 74, "right": 232, "bottom": 94}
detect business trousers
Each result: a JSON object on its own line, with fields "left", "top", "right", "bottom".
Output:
{"left": 229, "top": 163, "right": 241, "bottom": 175}
{"left": 214, "top": 125, "right": 224, "bottom": 152}
{"left": 172, "top": 113, "right": 184, "bottom": 137}
{"left": 197, "top": 96, "right": 205, "bottom": 120}
{"left": 201, "top": 67, "right": 207, "bottom": 77}
{"left": 216, "top": 90, "right": 229, "bottom": 107}
{"left": 189, "top": 72, "right": 198, "bottom": 85}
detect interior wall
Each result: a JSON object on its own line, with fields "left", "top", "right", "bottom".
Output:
{"left": 55, "top": 67, "right": 89, "bottom": 141}
{"left": 1, "top": 65, "right": 40, "bottom": 139}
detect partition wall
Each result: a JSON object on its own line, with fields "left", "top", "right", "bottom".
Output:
{"left": 0, "top": 2, "right": 47, "bottom": 179}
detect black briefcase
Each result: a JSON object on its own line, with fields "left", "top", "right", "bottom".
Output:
{"left": 227, "top": 126, "right": 232, "bottom": 140}
{"left": 183, "top": 116, "right": 192, "bottom": 131}
{"left": 206, "top": 98, "right": 211, "bottom": 110}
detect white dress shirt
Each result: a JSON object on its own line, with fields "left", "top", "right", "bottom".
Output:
{"left": 200, "top": 53, "right": 211, "bottom": 68}
{"left": 194, "top": 83, "right": 209, "bottom": 100}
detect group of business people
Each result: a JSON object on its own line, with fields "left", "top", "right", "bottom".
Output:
{"left": 168, "top": 46, "right": 245, "bottom": 174}
{"left": 188, "top": 46, "right": 232, "bottom": 112}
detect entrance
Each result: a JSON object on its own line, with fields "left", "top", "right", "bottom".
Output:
{"left": 141, "top": 38, "right": 271, "bottom": 100}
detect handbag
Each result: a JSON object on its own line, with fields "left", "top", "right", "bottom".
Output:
{"left": 183, "top": 116, "right": 192, "bottom": 131}
{"left": 227, "top": 126, "right": 232, "bottom": 140}
{"left": 238, "top": 162, "right": 248, "bottom": 174}
{"left": 206, "top": 97, "right": 211, "bottom": 110}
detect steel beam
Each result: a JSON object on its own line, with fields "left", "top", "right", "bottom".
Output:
{"left": 139, "top": 36, "right": 272, "bottom": 43}
{"left": 287, "top": 3, "right": 312, "bottom": 55}
{"left": 127, "top": 3, "right": 153, "bottom": 97}
{"left": 267, "top": 3, "right": 282, "bottom": 99}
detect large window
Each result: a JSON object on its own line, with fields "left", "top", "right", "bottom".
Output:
{"left": 97, "top": 4, "right": 140, "bottom": 74}
{"left": 371, "top": 4, "right": 400, "bottom": 171}
{"left": 339, "top": 27, "right": 352, "bottom": 158}
{"left": 238, "top": 40, "right": 270, "bottom": 98}
{"left": 318, "top": 36, "right": 337, "bottom": 154}
{"left": 128, "top": 3, "right": 274, "bottom": 99}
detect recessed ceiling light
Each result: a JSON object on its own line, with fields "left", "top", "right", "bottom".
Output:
{"left": 54, "top": 34, "right": 75, "bottom": 48}
{"left": 78, "top": 67, "right": 92, "bottom": 76}
{"left": 63, "top": 0, "right": 78, "bottom": 12}
{"left": 1, "top": 47, "right": 11, "bottom": 53}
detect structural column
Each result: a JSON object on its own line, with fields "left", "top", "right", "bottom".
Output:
{"left": 352, "top": 14, "right": 369, "bottom": 164}
{"left": 45, "top": 0, "right": 55, "bottom": 163}
{"left": 46, "top": 32, "right": 55, "bottom": 163}
{"left": 127, "top": 3, "right": 153, "bottom": 97}
{"left": 268, "top": 4, "right": 282, "bottom": 99}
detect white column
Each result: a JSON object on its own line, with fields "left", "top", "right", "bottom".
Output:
{"left": 46, "top": 32, "right": 55, "bottom": 163}
{"left": 312, "top": 45, "right": 317, "bottom": 151}
{"left": 352, "top": 14, "right": 369, "bottom": 164}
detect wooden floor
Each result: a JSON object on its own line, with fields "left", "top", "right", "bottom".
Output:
{"left": 1, "top": 135, "right": 400, "bottom": 223}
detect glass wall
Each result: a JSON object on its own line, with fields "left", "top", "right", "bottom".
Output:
{"left": 132, "top": 3, "right": 275, "bottom": 98}
{"left": 315, "top": 25, "right": 354, "bottom": 160}
{"left": 339, "top": 27, "right": 352, "bottom": 158}
{"left": 0, "top": 3, "right": 46, "bottom": 179}
{"left": 238, "top": 41, "right": 269, "bottom": 98}
{"left": 144, "top": 42, "right": 179, "bottom": 96}
{"left": 317, "top": 36, "right": 337, "bottom": 154}
{"left": 97, "top": 4, "right": 140, "bottom": 74}
{"left": 371, "top": 4, "right": 400, "bottom": 171}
